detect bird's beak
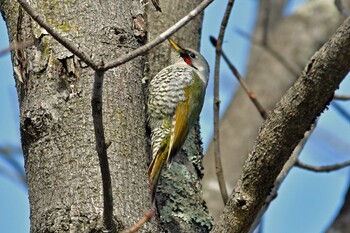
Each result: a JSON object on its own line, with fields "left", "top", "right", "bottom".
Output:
{"left": 168, "top": 38, "right": 184, "bottom": 53}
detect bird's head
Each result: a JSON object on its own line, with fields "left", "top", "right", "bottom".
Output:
{"left": 168, "top": 38, "right": 210, "bottom": 82}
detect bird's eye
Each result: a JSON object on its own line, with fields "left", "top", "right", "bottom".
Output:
{"left": 189, "top": 53, "right": 196, "bottom": 58}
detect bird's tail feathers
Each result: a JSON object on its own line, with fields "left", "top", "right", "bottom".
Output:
{"left": 148, "top": 141, "right": 169, "bottom": 203}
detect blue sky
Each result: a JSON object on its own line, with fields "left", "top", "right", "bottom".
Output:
{"left": 0, "top": 17, "right": 30, "bottom": 232}
{"left": 1, "top": 1, "right": 350, "bottom": 232}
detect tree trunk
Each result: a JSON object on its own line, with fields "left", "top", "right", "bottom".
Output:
{"left": 1, "top": 0, "right": 211, "bottom": 232}
{"left": 1, "top": 0, "right": 153, "bottom": 231}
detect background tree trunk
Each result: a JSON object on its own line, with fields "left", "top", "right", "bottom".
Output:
{"left": 203, "top": 0, "right": 346, "bottom": 220}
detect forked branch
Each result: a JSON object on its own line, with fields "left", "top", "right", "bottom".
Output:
{"left": 212, "top": 16, "right": 350, "bottom": 233}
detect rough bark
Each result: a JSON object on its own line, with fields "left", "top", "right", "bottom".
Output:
{"left": 211, "top": 16, "right": 350, "bottom": 233}
{"left": 1, "top": 0, "right": 154, "bottom": 232}
{"left": 147, "top": 1, "right": 212, "bottom": 232}
{"left": 203, "top": 0, "right": 345, "bottom": 220}
{"left": 1, "top": 0, "right": 211, "bottom": 232}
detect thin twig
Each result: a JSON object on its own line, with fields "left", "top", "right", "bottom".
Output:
{"left": 335, "top": 0, "right": 350, "bottom": 17}
{"left": 334, "top": 94, "right": 350, "bottom": 100}
{"left": 0, "top": 38, "right": 35, "bottom": 56}
{"left": 256, "top": 217, "right": 264, "bottom": 233}
{"left": 91, "top": 71, "right": 116, "bottom": 232}
{"left": 332, "top": 101, "right": 350, "bottom": 122}
{"left": 295, "top": 159, "right": 350, "bottom": 172}
{"left": 121, "top": 210, "right": 155, "bottom": 233}
{"left": 210, "top": 36, "right": 268, "bottom": 119}
{"left": 0, "top": 166, "right": 26, "bottom": 187}
{"left": 248, "top": 126, "right": 315, "bottom": 233}
{"left": 151, "top": 0, "right": 162, "bottom": 12}
{"left": 213, "top": 0, "right": 236, "bottom": 205}
{"left": 0, "top": 146, "right": 27, "bottom": 185}
{"left": 17, "top": 0, "right": 214, "bottom": 72}
{"left": 102, "top": 0, "right": 214, "bottom": 71}
{"left": 16, "top": 0, "right": 98, "bottom": 70}
{"left": 236, "top": 29, "right": 301, "bottom": 77}
{"left": 0, "top": 147, "right": 26, "bottom": 184}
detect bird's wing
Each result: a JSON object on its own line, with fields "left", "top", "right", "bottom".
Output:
{"left": 148, "top": 88, "right": 191, "bottom": 202}
{"left": 167, "top": 86, "right": 191, "bottom": 164}
{"left": 168, "top": 71, "right": 206, "bottom": 163}
{"left": 148, "top": 65, "right": 192, "bottom": 119}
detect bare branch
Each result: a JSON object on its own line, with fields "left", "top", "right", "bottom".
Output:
{"left": 102, "top": 0, "right": 214, "bottom": 71}
{"left": 0, "top": 155, "right": 26, "bottom": 186}
{"left": 295, "top": 159, "right": 350, "bottom": 172}
{"left": 210, "top": 32, "right": 312, "bottom": 231}
{"left": 91, "top": 71, "right": 116, "bottom": 232}
{"left": 248, "top": 126, "right": 315, "bottom": 233}
{"left": 0, "top": 38, "right": 35, "bottom": 56}
{"left": 17, "top": 0, "right": 214, "bottom": 72}
{"left": 208, "top": 35, "right": 316, "bottom": 232}
{"left": 151, "top": 0, "right": 162, "bottom": 12}
{"left": 0, "top": 146, "right": 26, "bottom": 184}
{"left": 210, "top": 36, "right": 268, "bottom": 120}
{"left": 0, "top": 146, "right": 23, "bottom": 155}
{"left": 16, "top": 0, "right": 98, "bottom": 70}
{"left": 332, "top": 101, "right": 350, "bottom": 122}
{"left": 334, "top": 94, "right": 350, "bottom": 100}
{"left": 121, "top": 210, "right": 155, "bottom": 233}
{"left": 212, "top": 16, "right": 350, "bottom": 233}
{"left": 0, "top": 166, "right": 24, "bottom": 186}
{"left": 213, "top": 0, "right": 236, "bottom": 205}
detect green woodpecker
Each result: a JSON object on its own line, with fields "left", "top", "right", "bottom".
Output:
{"left": 147, "top": 39, "right": 210, "bottom": 202}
